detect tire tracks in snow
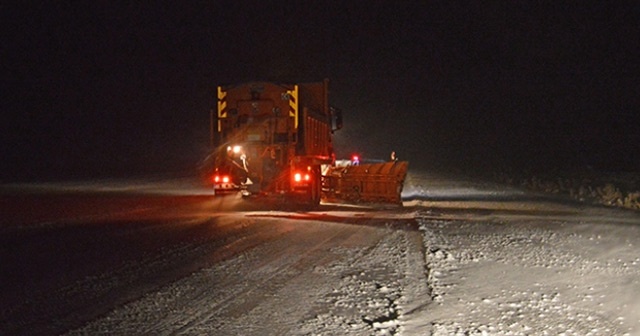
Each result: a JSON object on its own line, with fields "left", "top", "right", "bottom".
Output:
{"left": 66, "top": 219, "right": 362, "bottom": 335}
{"left": 66, "top": 214, "right": 432, "bottom": 335}
{"left": 4, "top": 215, "right": 282, "bottom": 336}
{"left": 171, "top": 221, "right": 356, "bottom": 334}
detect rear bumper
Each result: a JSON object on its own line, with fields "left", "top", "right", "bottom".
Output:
{"left": 213, "top": 183, "right": 240, "bottom": 193}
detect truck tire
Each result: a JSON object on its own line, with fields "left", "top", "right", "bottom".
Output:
{"left": 309, "top": 168, "right": 321, "bottom": 206}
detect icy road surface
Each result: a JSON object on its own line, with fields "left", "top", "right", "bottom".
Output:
{"left": 1, "top": 170, "right": 639, "bottom": 335}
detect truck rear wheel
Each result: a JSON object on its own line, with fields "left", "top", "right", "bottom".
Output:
{"left": 308, "top": 168, "right": 321, "bottom": 205}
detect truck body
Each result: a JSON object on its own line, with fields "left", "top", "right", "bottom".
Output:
{"left": 210, "top": 79, "right": 407, "bottom": 205}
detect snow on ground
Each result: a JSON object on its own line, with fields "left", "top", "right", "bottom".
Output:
{"left": 402, "top": 170, "right": 640, "bottom": 336}
{"left": 5, "top": 170, "right": 640, "bottom": 335}
{"left": 490, "top": 169, "right": 640, "bottom": 210}
{"left": 415, "top": 218, "right": 639, "bottom": 336}
{"left": 65, "top": 214, "right": 431, "bottom": 335}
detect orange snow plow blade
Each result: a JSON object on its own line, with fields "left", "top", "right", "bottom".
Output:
{"left": 322, "top": 161, "right": 409, "bottom": 205}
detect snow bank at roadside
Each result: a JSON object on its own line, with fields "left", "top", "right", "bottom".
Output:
{"left": 416, "top": 214, "right": 639, "bottom": 336}
{"left": 492, "top": 170, "right": 640, "bottom": 210}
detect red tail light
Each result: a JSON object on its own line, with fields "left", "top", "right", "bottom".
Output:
{"left": 293, "top": 172, "right": 311, "bottom": 183}
{"left": 213, "top": 175, "right": 230, "bottom": 183}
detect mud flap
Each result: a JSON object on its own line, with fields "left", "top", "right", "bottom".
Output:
{"left": 323, "top": 161, "right": 408, "bottom": 205}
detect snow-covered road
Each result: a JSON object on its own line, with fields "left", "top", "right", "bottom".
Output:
{"left": 1, "top": 170, "right": 639, "bottom": 335}
{"left": 65, "top": 212, "right": 429, "bottom": 335}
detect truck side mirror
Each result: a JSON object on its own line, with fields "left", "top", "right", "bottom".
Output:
{"left": 331, "top": 107, "right": 343, "bottom": 131}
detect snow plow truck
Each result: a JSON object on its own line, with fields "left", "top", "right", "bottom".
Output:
{"left": 208, "top": 79, "right": 408, "bottom": 205}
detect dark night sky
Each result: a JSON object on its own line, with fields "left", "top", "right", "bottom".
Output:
{"left": 1, "top": 1, "right": 639, "bottom": 181}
